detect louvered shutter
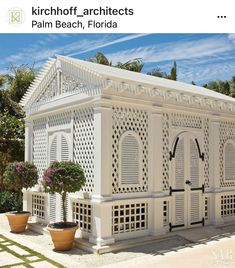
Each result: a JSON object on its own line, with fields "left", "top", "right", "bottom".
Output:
{"left": 173, "top": 138, "right": 185, "bottom": 226}
{"left": 49, "top": 194, "right": 56, "bottom": 223}
{"left": 61, "top": 134, "right": 70, "bottom": 161}
{"left": 191, "top": 192, "right": 200, "bottom": 223}
{"left": 225, "top": 142, "right": 235, "bottom": 180}
{"left": 190, "top": 138, "right": 201, "bottom": 225}
{"left": 190, "top": 139, "right": 199, "bottom": 188}
{"left": 50, "top": 136, "right": 57, "bottom": 162}
{"left": 175, "top": 195, "right": 185, "bottom": 225}
{"left": 175, "top": 138, "right": 184, "bottom": 189}
{"left": 120, "top": 133, "right": 140, "bottom": 184}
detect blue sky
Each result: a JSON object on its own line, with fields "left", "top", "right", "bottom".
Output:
{"left": 0, "top": 33, "right": 235, "bottom": 85}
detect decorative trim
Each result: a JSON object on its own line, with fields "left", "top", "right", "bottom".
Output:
{"left": 195, "top": 138, "right": 205, "bottom": 161}
{"left": 169, "top": 137, "right": 179, "bottom": 161}
{"left": 21, "top": 57, "right": 235, "bottom": 116}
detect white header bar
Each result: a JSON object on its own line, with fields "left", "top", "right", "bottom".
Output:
{"left": 0, "top": 0, "right": 234, "bottom": 33}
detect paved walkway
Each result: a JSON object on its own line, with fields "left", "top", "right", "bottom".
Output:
{"left": 0, "top": 234, "right": 64, "bottom": 267}
{"left": 1, "top": 213, "right": 235, "bottom": 268}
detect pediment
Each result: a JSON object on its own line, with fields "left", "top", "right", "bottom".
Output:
{"left": 21, "top": 57, "right": 106, "bottom": 114}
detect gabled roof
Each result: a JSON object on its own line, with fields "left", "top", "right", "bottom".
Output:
{"left": 20, "top": 55, "right": 235, "bottom": 110}
{"left": 20, "top": 58, "right": 56, "bottom": 107}
{"left": 62, "top": 56, "right": 235, "bottom": 103}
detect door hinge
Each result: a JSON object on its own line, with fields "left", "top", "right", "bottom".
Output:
{"left": 169, "top": 222, "right": 185, "bottom": 232}
{"left": 169, "top": 186, "right": 185, "bottom": 196}
{"left": 191, "top": 184, "right": 205, "bottom": 193}
{"left": 191, "top": 217, "right": 205, "bottom": 226}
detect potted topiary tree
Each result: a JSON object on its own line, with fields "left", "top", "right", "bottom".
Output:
{"left": 42, "top": 161, "right": 86, "bottom": 251}
{"left": 3, "top": 161, "right": 38, "bottom": 233}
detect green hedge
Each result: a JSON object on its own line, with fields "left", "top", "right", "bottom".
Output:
{"left": 0, "top": 191, "right": 20, "bottom": 213}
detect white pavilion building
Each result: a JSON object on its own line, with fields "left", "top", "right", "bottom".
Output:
{"left": 21, "top": 56, "right": 235, "bottom": 246}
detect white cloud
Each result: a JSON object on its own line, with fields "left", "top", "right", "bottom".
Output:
{"left": 106, "top": 36, "right": 235, "bottom": 64}
{"left": 67, "top": 34, "right": 149, "bottom": 57}
{"left": 228, "top": 33, "right": 235, "bottom": 44}
{"left": 3, "top": 34, "right": 148, "bottom": 66}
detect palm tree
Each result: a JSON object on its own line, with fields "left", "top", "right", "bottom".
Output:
{"left": 88, "top": 52, "right": 112, "bottom": 66}
{"left": 147, "top": 68, "right": 168, "bottom": 78}
{"left": 88, "top": 53, "right": 144, "bottom": 73}
{"left": 204, "top": 80, "right": 231, "bottom": 96}
{"left": 115, "top": 58, "right": 144, "bottom": 72}
{"left": 147, "top": 61, "right": 177, "bottom": 81}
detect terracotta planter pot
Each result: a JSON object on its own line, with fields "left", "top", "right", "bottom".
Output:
{"left": 5, "top": 211, "right": 30, "bottom": 233}
{"left": 47, "top": 222, "right": 78, "bottom": 251}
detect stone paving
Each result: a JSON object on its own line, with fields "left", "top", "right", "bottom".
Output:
{"left": 0, "top": 234, "right": 64, "bottom": 268}
{"left": 1, "top": 212, "right": 235, "bottom": 268}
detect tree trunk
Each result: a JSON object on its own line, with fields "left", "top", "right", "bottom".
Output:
{"left": 17, "top": 190, "right": 22, "bottom": 213}
{"left": 62, "top": 192, "right": 67, "bottom": 223}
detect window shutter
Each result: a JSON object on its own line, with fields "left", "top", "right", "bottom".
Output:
{"left": 50, "top": 136, "right": 57, "bottom": 162}
{"left": 61, "top": 134, "right": 70, "bottom": 161}
{"left": 175, "top": 138, "right": 184, "bottom": 189}
{"left": 225, "top": 142, "right": 235, "bottom": 180}
{"left": 120, "top": 133, "right": 140, "bottom": 184}
{"left": 190, "top": 139, "right": 199, "bottom": 188}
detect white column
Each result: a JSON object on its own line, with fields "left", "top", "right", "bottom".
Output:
{"left": 148, "top": 108, "right": 166, "bottom": 235}
{"left": 150, "top": 198, "right": 167, "bottom": 235}
{"left": 90, "top": 102, "right": 115, "bottom": 245}
{"left": 149, "top": 109, "right": 163, "bottom": 195}
{"left": 92, "top": 102, "right": 112, "bottom": 201}
{"left": 209, "top": 117, "right": 223, "bottom": 225}
{"left": 24, "top": 119, "right": 33, "bottom": 162}
{"left": 22, "top": 189, "right": 32, "bottom": 213}
{"left": 89, "top": 203, "right": 115, "bottom": 246}
{"left": 211, "top": 193, "right": 224, "bottom": 225}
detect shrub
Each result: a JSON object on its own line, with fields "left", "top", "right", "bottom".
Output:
{"left": 3, "top": 161, "right": 38, "bottom": 211}
{"left": 42, "top": 161, "right": 86, "bottom": 222}
{"left": 0, "top": 191, "right": 19, "bottom": 213}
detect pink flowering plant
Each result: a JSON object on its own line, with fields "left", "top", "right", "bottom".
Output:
{"left": 42, "top": 161, "right": 86, "bottom": 222}
{"left": 3, "top": 161, "right": 38, "bottom": 212}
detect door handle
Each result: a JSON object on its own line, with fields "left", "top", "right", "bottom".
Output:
{"left": 185, "top": 180, "right": 191, "bottom": 185}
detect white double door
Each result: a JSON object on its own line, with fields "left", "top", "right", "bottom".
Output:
{"left": 171, "top": 132, "right": 204, "bottom": 230}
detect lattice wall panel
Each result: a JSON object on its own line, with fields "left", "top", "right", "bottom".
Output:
{"left": 112, "top": 106, "right": 148, "bottom": 194}
{"left": 73, "top": 107, "right": 94, "bottom": 193}
{"left": 48, "top": 111, "right": 72, "bottom": 127}
{"left": 32, "top": 194, "right": 45, "bottom": 220}
{"left": 112, "top": 203, "right": 148, "bottom": 234}
{"left": 36, "top": 75, "right": 57, "bottom": 105}
{"left": 73, "top": 201, "right": 92, "bottom": 233}
{"left": 33, "top": 118, "right": 47, "bottom": 178}
{"left": 203, "top": 119, "right": 210, "bottom": 187}
{"left": 221, "top": 195, "right": 235, "bottom": 217}
{"left": 61, "top": 74, "right": 95, "bottom": 96}
{"left": 204, "top": 197, "right": 209, "bottom": 221}
{"left": 163, "top": 200, "right": 169, "bottom": 227}
{"left": 171, "top": 113, "right": 202, "bottom": 129}
{"left": 162, "top": 113, "right": 170, "bottom": 191}
{"left": 219, "top": 121, "right": 235, "bottom": 187}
